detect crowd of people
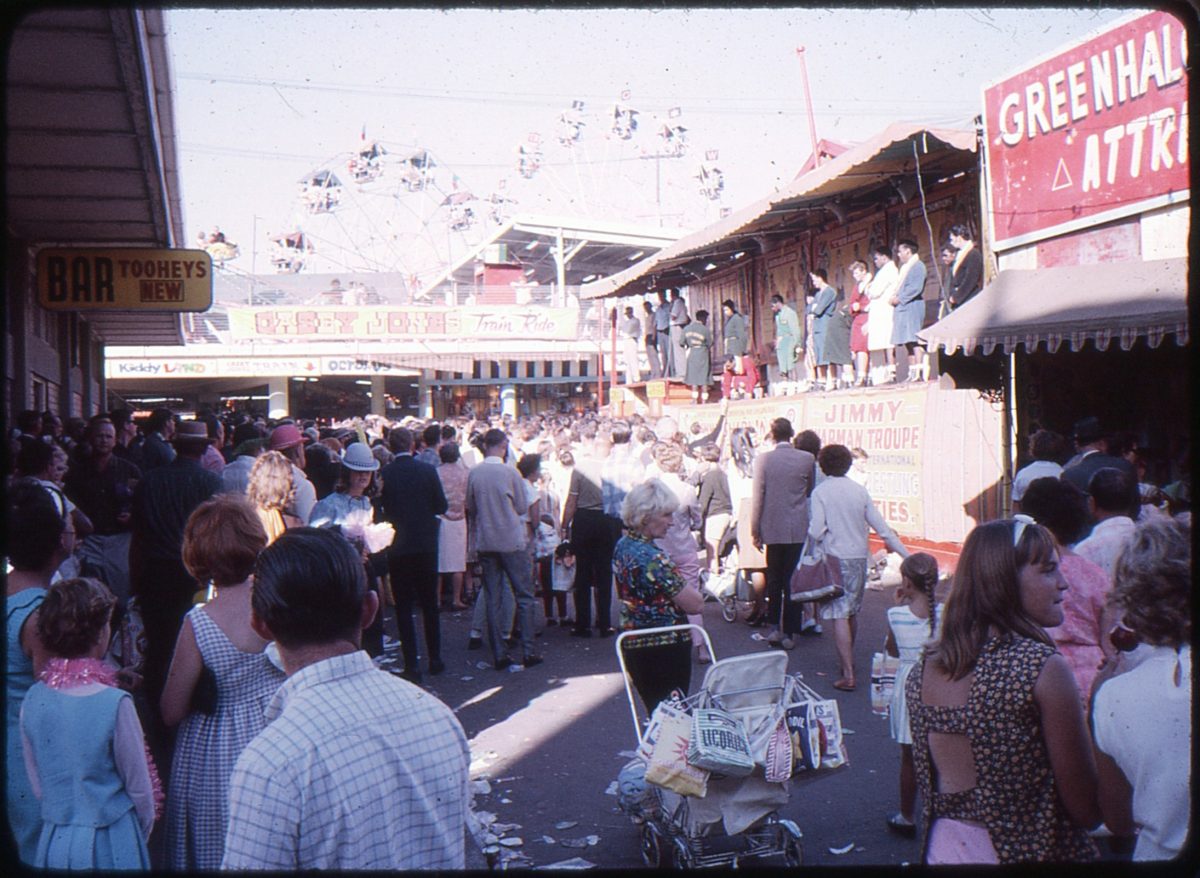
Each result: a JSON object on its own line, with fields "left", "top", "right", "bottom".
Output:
{"left": 4, "top": 401, "right": 1192, "bottom": 867}
{"left": 612, "top": 227, "right": 987, "bottom": 399}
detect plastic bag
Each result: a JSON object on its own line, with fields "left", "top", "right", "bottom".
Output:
{"left": 870, "top": 651, "right": 901, "bottom": 716}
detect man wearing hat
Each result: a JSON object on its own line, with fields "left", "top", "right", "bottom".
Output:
{"left": 129, "top": 420, "right": 224, "bottom": 760}
{"left": 268, "top": 422, "right": 317, "bottom": 522}
{"left": 1061, "top": 416, "right": 1135, "bottom": 495}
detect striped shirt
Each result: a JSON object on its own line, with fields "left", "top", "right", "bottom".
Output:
{"left": 222, "top": 651, "right": 470, "bottom": 870}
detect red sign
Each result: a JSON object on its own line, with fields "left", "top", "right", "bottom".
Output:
{"left": 982, "top": 10, "right": 1189, "bottom": 250}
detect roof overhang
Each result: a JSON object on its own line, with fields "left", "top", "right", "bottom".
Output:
{"left": 420, "top": 212, "right": 689, "bottom": 292}
{"left": 919, "top": 258, "right": 1189, "bottom": 356}
{"left": 6, "top": 8, "right": 186, "bottom": 345}
{"left": 581, "top": 121, "right": 977, "bottom": 299}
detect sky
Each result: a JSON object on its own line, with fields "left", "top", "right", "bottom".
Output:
{"left": 165, "top": 6, "right": 1139, "bottom": 282}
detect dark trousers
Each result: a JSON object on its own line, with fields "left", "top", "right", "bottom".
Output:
{"left": 132, "top": 556, "right": 196, "bottom": 789}
{"left": 389, "top": 550, "right": 441, "bottom": 671}
{"left": 537, "top": 556, "right": 568, "bottom": 619}
{"left": 571, "top": 509, "right": 617, "bottom": 632}
{"left": 621, "top": 636, "right": 692, "bottom": 716}
{"left": 363, "top": 554, "right": 386, "bottom": 658}
{"left": 765, "top": 543, "right": 805, "bottom": 634}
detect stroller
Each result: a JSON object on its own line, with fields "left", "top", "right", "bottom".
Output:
{"left": 615, "top": 625, "right": 804, "bottom": 868}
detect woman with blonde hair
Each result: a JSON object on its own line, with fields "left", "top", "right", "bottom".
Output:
{"left": 906, "top": 518, "right": 1100, "bottom": 863}
{"left": 613, "top": 479, "right": 705, "bottom": 713}
{"left": 246, "top": 451, "right": 303, "bottom": 545}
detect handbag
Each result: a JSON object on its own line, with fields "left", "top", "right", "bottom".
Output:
{"left": 789, "top": 538, "right": 844, "bottom": 603}
{"left": 870, "top": 648, "right": 901, "bottom": 716}
{"left": 687, "top": 707, "right": 755, "bottom": 777}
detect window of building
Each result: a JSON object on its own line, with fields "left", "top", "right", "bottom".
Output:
{"left": 507, "top": 361, "right": 518, "bottom": 379}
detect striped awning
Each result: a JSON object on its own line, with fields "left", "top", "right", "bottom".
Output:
{"left": 919, "top": 258, "right": 1189, "bottom": 355}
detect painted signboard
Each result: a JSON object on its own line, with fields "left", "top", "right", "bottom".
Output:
{"left": 37, "top": 248, "right": 213, "bottom": 311}
{"left": 983, "top": 9, "right": 1189, "bottom": 250}
{"left": 226, "top": 305, "right": 579, "bottom": 341}
{"left": 671, "top": 385, "right": 1003, "bottom": 542}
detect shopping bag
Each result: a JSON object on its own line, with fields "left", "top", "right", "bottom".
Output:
{"left": 637, "top": 699, "right": 677, "bottom": 762}
{"left": 687, "top": 708, "right": 755, "bottom": 777}
{"left": 552, "top": 560, "right": 575, "bottom": 593}
{"left": 870, "top": 651, "right": 901, "bottom": 716}
{"left": 784, "top": 702, "right": 825, "bottom": 772}
{"left": 810, "top": 699, "right": 848, "bottom": 769}
{"left": 763, "top": 717, "right": 793, "bottom": 782}
{"left": 645, "top": 707, "right": 710, "bottom": 797}
{"left": 789, "top": 541, "right": 844, "bottom": 603}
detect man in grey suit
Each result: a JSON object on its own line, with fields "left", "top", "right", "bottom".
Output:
{"left": 889, "top": 238, "right": 927, "bottom": 383}
{"left": 750, "top": 417, "right": 817, "bottom": 650}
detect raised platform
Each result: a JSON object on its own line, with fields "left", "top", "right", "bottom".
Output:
{"left": 609, "top": 378, "right": 702, "bottom": 418}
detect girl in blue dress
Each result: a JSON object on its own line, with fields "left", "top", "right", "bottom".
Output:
{"left": 20, "top": 577, "right": 159, "bottom": 870}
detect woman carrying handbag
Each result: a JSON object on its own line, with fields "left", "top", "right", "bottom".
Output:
{"left": 807, "top": 444, "right": 908, "bottom": 691}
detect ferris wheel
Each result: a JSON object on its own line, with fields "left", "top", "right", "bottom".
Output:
{"left": 260, "top": 135, "right": 506, "bottom": 292}
{"left": 494, "top": 90, "right": 730, "bottom": 230}
{"left": 253, "top": 91, "right": 729, "bottom": 286}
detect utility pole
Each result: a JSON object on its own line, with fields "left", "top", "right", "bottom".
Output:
{"left": 250, "top": 214, "right": 260, "bottom": 305}
{"left": 796, "top": 46, "right": 822, "bottom": 168}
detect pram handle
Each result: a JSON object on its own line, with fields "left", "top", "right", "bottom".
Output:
{"left": 615, "top": 624, "right": 716, "bottom": 742}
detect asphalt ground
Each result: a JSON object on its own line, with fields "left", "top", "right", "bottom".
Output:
{"left": 377, "top": 575, "right": 935, "bottom": 869}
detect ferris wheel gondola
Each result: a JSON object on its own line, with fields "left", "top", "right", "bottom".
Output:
{"left": 696, "top": 148, "right": 724, "bottom": 201}
{"left": 347, "top": 140, "right": 387, "bottom": 184}
{"left": 558, "top": 99, "right": 585, "bottom": 148}
{"left": 397, "top": 148, "right": 436, "bottom": 192}
{"left": 195, "top": 226, "right": 241, "bottom": 264}
{"left": 611, "top": 100, "right": 638, "bottom": 140}
{"left": 268, "top": 230, "right": 314, "bottom": 274}
{"left": 299, "top": 169, "right": 343, "bottom": 214}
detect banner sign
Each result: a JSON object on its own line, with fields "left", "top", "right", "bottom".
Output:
{"left": 806, "top": 390, "right": 926, "bottom": 535}
{"left": 674, "top": 388, "right": 927, "bottom": 537}
{"left": 983, "top": 10, "right": 1189, "bottom": 250}
{"left": 226, "top": 305, "right": 579, "bottom": 342}
{"left": 37, "top": 248, "right": 213, "bottom": 311}
{"left": 107, "top": 357, "right": 320, "bottom": 378}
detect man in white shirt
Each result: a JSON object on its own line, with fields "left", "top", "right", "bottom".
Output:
{"left": 223, "top": 528, "right": 470, "bottom": 870}
{"left": 619, "top": 305, "right": 642, "bottom": 384}
{"left": 1074, "top": 467, "right": 1138, "bottom": 577}
{"left": 466, "top": 429, "right": 541, "bottom": 669}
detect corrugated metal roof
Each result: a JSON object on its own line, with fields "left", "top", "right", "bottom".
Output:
{"left": 581, "top": 121, "right": 976, "bottom": 299}
{"left": 418, "top": 212, "right": 689, "bottom": 292}
{"left": 6, "top": 8, "right": 186, "bottom": 345}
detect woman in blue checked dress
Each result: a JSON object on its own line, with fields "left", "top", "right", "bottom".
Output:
{"left": 613, "top": 480, "right": 705, "bottom": 714}
{"left": 160, "top": 496, "right": 285, "bottom": 870}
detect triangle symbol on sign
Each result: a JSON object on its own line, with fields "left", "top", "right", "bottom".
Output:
{"left": 1051, "top": 157, "right": 1073, "bottom": 192}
